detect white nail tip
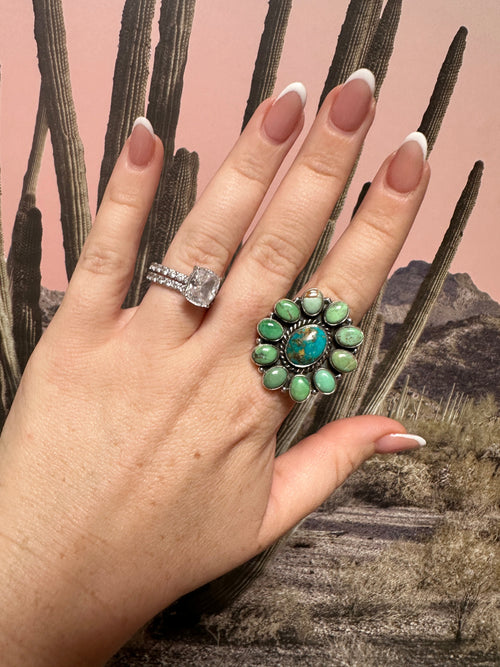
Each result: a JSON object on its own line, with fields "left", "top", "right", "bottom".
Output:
{"left": 132, "top": 116, "right": 154, "bottom": 136}
{"left": 390, "top": 433, "right": 427, "bottom": 447}
{"left": 345, "top": 68, "right": 376, "bottom": 95}
{"left": 402, "top": 131, "right": 428, "bottom": 160}
{"left": 276, "top": 82, "right": 307, "bottom": 108}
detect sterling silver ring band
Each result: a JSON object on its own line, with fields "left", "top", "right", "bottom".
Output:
{"left": 146, "top": 263, "right": 222, "bottom": 308}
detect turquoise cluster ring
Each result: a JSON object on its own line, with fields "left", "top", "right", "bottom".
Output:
{"left": 252, "top": 288, "right": 363, "bottom": 403}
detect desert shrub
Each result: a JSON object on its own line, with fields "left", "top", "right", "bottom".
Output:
{"left": 419, "top": 516, "right": 500, "bottom": 643}
{"left": 349, "top": 455, "right": 433, "bottom": 507}
{"left": 201, "top": 588, "right": 315, "bottom": 646}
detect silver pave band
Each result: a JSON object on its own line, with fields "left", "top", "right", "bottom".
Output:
{"left": 146, "top": 263, "right": 222, "bottom": 308}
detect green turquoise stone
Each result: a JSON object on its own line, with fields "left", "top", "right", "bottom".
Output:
{"left": 285, "top": 325, "right": 327, "bottom": 367}
{"left": 257, "top": 318, "right": 283, "bottom": 341}
{"left": 313, "top": 368, "right": 336, "bottom": 394}
{"left": 263, "top": 366, "right": 287, "bottom": 390}
{"left": 324, "top": 301, "right": 349, "bottom": 326}
{"left": 252, "top": 344, "right": 278, "bottom": 366}
{"left": 301, "top": 288, "right": 324, "bottom": 316}
{"left": 274, "top": 298, "right": 300, "bottom": 323}
{"left": 289, "top": 375, "right": 311, "bottom": 402}
{"left": 330, "top": 348, "right": 358, "bottom": 373}
{"left": 335, "top": 325, "right": 364, "bottom": 349}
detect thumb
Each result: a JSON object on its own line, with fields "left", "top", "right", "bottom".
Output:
{"left": 258, "top": 415, "right": 425, "bottom": 547}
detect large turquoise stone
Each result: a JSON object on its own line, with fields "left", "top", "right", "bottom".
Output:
{"left": 335, "top": 325, "right": 364, "bottom": 349}
{"left": 263, "top": 366, "right": 287, "bottom": 390}
{"left": 289, "top": 375, "right": 311, "bottom": 402}
{"left": 252, "top": 344, "right": 278, "bottom": 366}
{"left": 274, "top": 298, "right": 300, "bottom": 323}
{"left": 257, "top": 318, "right": 283, "bottom": 341}
{"left": 285, "top": 324, "right": 327, "bottom": 367}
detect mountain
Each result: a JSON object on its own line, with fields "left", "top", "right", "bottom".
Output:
{"left": 380, "top": 261, "right": 500, "bottom": 402}
{"left": 381, "top": 260, "right": 500, "bottom": 328}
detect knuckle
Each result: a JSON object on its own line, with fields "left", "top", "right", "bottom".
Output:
{"left": 360, "top": 211, "right": 401, "bottom": 245}
{"left": 79, "top": 242, "right": 124, "bottom": 277}
{"left": 300, "top": 148, "right": 344, "bottom": 183}
{"left": 180, "top": 226, "right": 232, "bottom": 270}
{"left": 105, "top": 181, "right": 143, "bottom": 213}
{"left": 250, "top": 230, "right": 303, "bottom": 281}
{"left": 230, "top": 151, "right": 270, "bottom": 189}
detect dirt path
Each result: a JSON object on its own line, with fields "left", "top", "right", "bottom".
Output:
{"left": 110, "top": 503, "right": 498, "bottom": 666}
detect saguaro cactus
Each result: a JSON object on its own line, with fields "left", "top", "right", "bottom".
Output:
{"left": 32, "top": 0, "right": 92, "bottom": 279}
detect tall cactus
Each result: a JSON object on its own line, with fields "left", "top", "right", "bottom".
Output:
{"left": 241, "top": 0, "right": 293, "bottom": 131}
{"left": 125, "top": 0, "right": 197, "bottom": 306}
{"left": 97, "top": 0, "right": 157, "bottom": 208}
{"left": 418, "top": 27, "right": 467, "bottom": 155}
{"left": 360, "top": 161, "right": 484, "bottom": 415}
{"left": 32, "top": 0, "right": 92, "bottom": 279}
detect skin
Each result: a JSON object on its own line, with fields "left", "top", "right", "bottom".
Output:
{"left": 0, "top": 77, "right": 429, "bottom": 665}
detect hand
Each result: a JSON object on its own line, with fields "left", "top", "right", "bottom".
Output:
{"left": 0, "top": 70, "right": 429, "bottom": 665}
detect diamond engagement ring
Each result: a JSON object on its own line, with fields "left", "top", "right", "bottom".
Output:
{"left": 252, "top": 288, "right": 364, "bottom": 402}
{"left": 146, "top": 263, "right": 222, "bottom": 308}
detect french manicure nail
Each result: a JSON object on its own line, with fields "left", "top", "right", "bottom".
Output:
{"left": 375, "top": 432, "right": 427, "bottom": 454}
{"left": 329, "top": 68, "right": 375, "bottom": 132}
{"left": 263, "top": 82, "right": 307, "bottom": 143}
{"left": 129, "top": 116, "right": 155, "bottom": 167}
{"left": 386, "top": 131, "right": 427, "bottom": 193}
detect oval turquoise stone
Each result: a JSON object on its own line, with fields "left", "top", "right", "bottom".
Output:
{"left": 313, "top": 368, "right": 336, "bottom": 394}
{"left": 289, "top": 375, "right": 311, "bottom": 402}
{"left": 301, "top": 288, "right": 324, "bottom": 316}
{"left": 335, "top": 325, "right": 364, "bottom": 349}
{"left": 252, "top": 344, "right": 278, "bottom": 366}
{"left": 285, "top": 325, "right": 328, "bottom": 367}
{"left": 257, "top": 318, "right": 283, "bottom": 341}
{"left": 330, "top": 348, "right": 357, "bottom": 373}
{"left": 324, "top": 301, "right": 349, "bottom": 326}
{"left": 263, "top": 366, "right": 288, "bottom": 390}
{"left": 274, "top": 298, "right": 300, "bottom": 323}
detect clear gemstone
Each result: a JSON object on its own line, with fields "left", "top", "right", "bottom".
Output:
{"left": 184, "top": 267, "right": 221, "bottom": 307}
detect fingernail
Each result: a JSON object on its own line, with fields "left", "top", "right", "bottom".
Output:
{"left": 386, "top": 131, "right": 427, "bottom": 193}
{"left": 375, "top": 433, "right": 427, "bottom": 454}
{"left": 329, "top": 68, "right": 375, "bottom": 132}
{"left": 129, "top": 117, "right": 155, "bottom": 167}
{"left": 263, "top": 82, "right": 307, "bottom": 143}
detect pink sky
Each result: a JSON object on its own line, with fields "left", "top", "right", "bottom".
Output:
{"left": 0, "top": 1, "right": 499, "bottom": 300}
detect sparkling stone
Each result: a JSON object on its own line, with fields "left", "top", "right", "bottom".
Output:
{"left": 285, "top": 325, "right": 327, "bottom": 367}
{"left": 330, "top": 348, "right": 358, "bottom": 373}
{"left": 184, "top": 267, "right": 221, "bottom": 307}
{"left": 257, "top": 318, "right": 284, "bottom": 341}
{"left": 324, "top": 301, "right": 349, "bottom": 326}
{"left": 263, "top": 366, "right": 287, "bottom": 390}
{"left": 289, "top": 375, "right": 311, "bottom": 402}
{"left": 252, "top": 344, "right": 278, "bottom": 366}
{"left": 274, "top": 298, "right": 300, "bottom": 323}
{"left": 335, "top": 325, "right": 364, "bottom": 349}
{"left": 313, "top": 368, "right": 336, "bottom": 394}
{"left": 301, "top": 288, "right": 324, "bottom": 316}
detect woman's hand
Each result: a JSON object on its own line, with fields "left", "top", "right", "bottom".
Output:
{"left": 0, "top": 70, "right": 429, "bottom": 665}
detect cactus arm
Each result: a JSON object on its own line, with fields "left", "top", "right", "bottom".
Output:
{"left": 360, "top": 161, "right": 484, "bottom": 415}
{"left": 125, "top": 0, "right": 197, "bottom": 307}
{"left": 362, "top": 0, "right": 402, "bottom": 99}
{"left": 418, "top": 27, "right": 467, "bottom": 156}
{"left": 241, "top": 0, "right": 293, "bottom": 132}
{"left": 7, "top": 208, "right": 43, "bottom": 374}
{"left": 32, "top": 0, "right": 92, "bottom": 280}
{"left": 97, "top": 0, "right": 156, "bottom": 209}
